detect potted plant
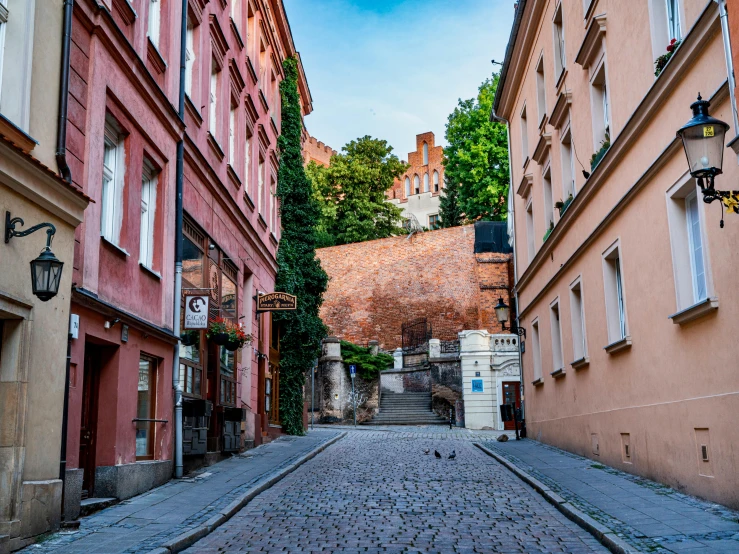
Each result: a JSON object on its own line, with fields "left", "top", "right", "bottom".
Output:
{"left": 590, "top": 132, "right": 611, "bottom": 171}
{"left": 554, "top": 194, "right": 574, "bottom": 217}
{"left": 180, "top": 329, "right": 199, "bottom": 346}
{"left": 543, "top": 220, "right": 554, "bottom": 242}
{"left": 225, "top": 324, "right": 252, "bottom": 352}
{"left": 655, "top": 38, "right": 680, "bottom": 77}
{"left": 207, "top": 317, "right": 230, "bottom": 346}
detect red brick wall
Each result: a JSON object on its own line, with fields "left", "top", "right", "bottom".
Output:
{"left": 303, "top": 134, "right": 336, "bottom": 167}
{"left": 386, "top": 131, "right": 446, "bottom": 202}
{"left": 317, "top": 225, "right": 512, "bottom": 350}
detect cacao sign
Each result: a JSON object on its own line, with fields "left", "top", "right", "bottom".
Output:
{"left": 257, "top": 292, "right": 297, "bottom": 311}
{"left": 184, "top": 295, "right": 210, "bottom": 329}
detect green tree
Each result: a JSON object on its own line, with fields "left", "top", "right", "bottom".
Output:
{"left": 305, "top": 160, "right": 337, "bottom": 248}
{"left": 443, "top": 73, "right": 509, "bottom": 223}
{"left": 439, "top": 180, "right": 464, "bottom": 228}
{"left": 309, "top": 136, "right": 408, "bottom": 246}
{"left": 274, "top": 57, "right": 328, "bottom": 435}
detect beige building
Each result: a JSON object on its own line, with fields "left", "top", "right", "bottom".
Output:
{"left": 0, "top": 1, "right": 89, "bottom": 550}
{"left": 495, "top": 0, "right": 739, "bottom": 508}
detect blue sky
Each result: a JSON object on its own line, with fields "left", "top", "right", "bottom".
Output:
{"left": 283, "top": 0, "right": 514, "bottom": 160}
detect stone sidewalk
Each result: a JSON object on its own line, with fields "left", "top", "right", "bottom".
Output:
{"left": 22, "top": 430, "right": 344, "bottom": 554}
{"left": 480, "top": 439, "right": 739, "bottom": 553}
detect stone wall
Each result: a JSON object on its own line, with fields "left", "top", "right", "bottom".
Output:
{"left": 380, "top": 368, "right": 431, "bottom": 394}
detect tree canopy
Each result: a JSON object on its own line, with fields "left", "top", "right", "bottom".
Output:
{"left": 442, "top": 73, "right": 510, "bottom": 225}
{"left": 308, "top": 136, "right": 408, "bottom": 246}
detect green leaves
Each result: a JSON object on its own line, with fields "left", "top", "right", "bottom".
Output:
{"left": 442, "top": 73, "right": 510, "bottom": 224}
{"left": 339, "top": 341, "right": 393, "bottom": 381}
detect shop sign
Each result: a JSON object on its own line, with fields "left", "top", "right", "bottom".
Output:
{"left": 184, "top": 295, "right": 210, "bottom": 329}
{"left": 257, "top": 292, "right": 297, "bottom": 311}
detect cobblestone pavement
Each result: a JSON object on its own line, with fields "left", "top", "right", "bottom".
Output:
{"left": 22, "top": 430, "right": 342, "bottom": 554}
{"left": 314, "top": 423, "right": 516, "bottom": 441}
{"left": 482, "top": 439, "right": 739, "bottom": 553}
{"left": 186, "top": 430, "right": 607, "bottom": 553}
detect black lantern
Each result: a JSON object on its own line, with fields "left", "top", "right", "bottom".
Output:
{"left": 5, "top": 211, "right": 64, "bottom": 302}
{"left": 676, "top": 94, "right": 730, "bottom": 204}
{"left": 494, "top": 297, "right": 510, "bottom": 327}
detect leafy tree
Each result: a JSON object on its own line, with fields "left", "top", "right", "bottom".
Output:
{"left": 443, "top": 73, "right": 509, "bottom": 223}
{"left": 309, "top": 136, "right": 408, "bottom": 245}
{"left": 439, "top": 180, "right": 464, "bottom": 228}
{"left": 274, "top": 57, "right": 328, "bottom": 435}
{"left": 339, "top": 341, "right": 394, "bottom": 380}
{"left": 305, "top": 160, "right": 337, "bottom": 248}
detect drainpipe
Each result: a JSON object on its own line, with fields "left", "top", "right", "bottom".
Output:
{"left": 172, "top": 0, "right": 187, "bottom": 479}
{"left": 715, "top": 0, "right": 739, "bottom": 135}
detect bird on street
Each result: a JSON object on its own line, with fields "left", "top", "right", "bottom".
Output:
{"left": 448, "top": 450, "right": 456, "bottom": 460}
{"left": 423, "top": 448, "right": 430, "bottom": 455}
{"left": 434, "top": 450, "right": 441, "bottom": 459}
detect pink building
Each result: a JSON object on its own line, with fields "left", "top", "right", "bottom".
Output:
{"left": 495, "top": 0, "right": 739, "bottom": 508}
{"left": 63, "top": 0, "right": 311, "bottom": 514}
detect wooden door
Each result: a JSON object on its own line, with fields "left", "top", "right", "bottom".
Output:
{"left": 79, "top": 346, "right": 100, "bottom": 498}
{"left": 502, "top": 381, "right": 521, "bottom": 431}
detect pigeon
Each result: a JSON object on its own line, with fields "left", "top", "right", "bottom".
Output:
{"left": 448, "top": 450, "right": 456, "bottom": 460}
{"left": 423, "top": 448, "right": 430, "bottom": 455}
{"left": 497, "top": 434, "right": 509, "bottom": 442}
{"left": 434, "top": 450, "right": 441, "bottom": 459}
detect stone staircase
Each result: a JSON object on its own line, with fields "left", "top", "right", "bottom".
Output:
{"left": 365, "top": 391, "right": 448, "bottom": 426}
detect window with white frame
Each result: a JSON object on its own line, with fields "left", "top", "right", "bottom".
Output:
{"left": 269, "top": 176, "right": 275, "bottom": 230}
{"left": 520, "top": 105, "right": 529, "bottom": 162}
{"left": 550, "top": 299, "right": 564, "bottom": 372}
{"left": 560, "top": 128, "right": 576, "bottom": 199}
{"left": 433, "top": 171, "right": 439, "bottom": 192}
{"left": 602, "top": 243, "right": 628, "bottom": 343}
{"left": 244, "top": 131, "right": 252, "bottom": 193}
{"left": 666, "top": 178, "right": 712, "bottom": 311}
{"left": 666, "top": 0, "right": 681, "bottom": 40}
{"left": 536, "top": 56, "right": 546, "bottom": 124}
{"left": 140, "top": 159, "right": 158, "bottom": 268}
{"left": 229, "top": 106, "right": 236, "bottom": 166}
{"left": 101, "top": 117, "right": 125, "bottom": 244}
{"left": 553, "top": 2, "right": 566, "bottom": 79}
{"left": 413, "top": 175, "right": 420, "bottom": 195}
{"left": 591, "top": 63, "right": 610, "bottom": 146}
{"left": 231, "top": 0, "right": 240, "bottom": 30}
{"left": 543, "top": 166, "right": 554, "bottom": 230}
{"left": 526, "top": 199, "right": 535, "bottom": 262}
{"left": 0, "top": 1, "right": 8, "bottom": 111}
{"left": 147, "top": 0, "right": 161, "bottom": 49}
{"left": 0, "top": 0, "right": 35, "bottom": 131}
{"left": 209, "top": 59, "right": 219, "bottom": 137}
{"left": 423, "top": 172, "right": 429, "bottom": 193}
{"left": 649, "top": 0, "right": 684, "bottom": 61}
{"left": 404, "top": 176, "right": 410, "bottom": 197}
{"left": 569, "top": 279, "right": 587, "bottom": 361}
{"left": 185, "top": 17, "right": 195, "bottom": 98}
{"left": 422, "top": 142, "right": 429, "bottom": 165}
{"left": 531, "top": 319, "right": 542, "bottom": 381}
{"left": 258, "top": 159, "right": 264, "bottom": 214}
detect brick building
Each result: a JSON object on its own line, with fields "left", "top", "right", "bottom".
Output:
{"left": 303, "top": 134, "right": 336, "bottom": 167}
{"left": 316, "top": 223, "right": 512, "bottom": 350}
{"left": 386, "top": 132, "right": 445, "bottom": 230}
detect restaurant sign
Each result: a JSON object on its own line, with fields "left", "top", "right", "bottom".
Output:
{"left": 184, "top": 295, "right": 210, "bottom": 329}
{"left": 257, "top": 292, "right": 297, "bottom": 311}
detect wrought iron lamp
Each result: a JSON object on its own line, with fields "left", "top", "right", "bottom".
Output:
{"left": 676, "top": 94, "right": 737, "bottom": 225}
{"left": 494, "top": 297, "right": 526, "bottom": 338}
{"left": 5, "top": 211, "right": 64, "bottom": 302}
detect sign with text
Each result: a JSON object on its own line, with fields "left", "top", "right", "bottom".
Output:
{"left": 471, "top": 379, "right": 484, "bottom": 393}
{"left": 184, "top": 295, "right": 210, "bottom": 329}
{"left": 257, "top": 292, "right": 297, "bottom": 311}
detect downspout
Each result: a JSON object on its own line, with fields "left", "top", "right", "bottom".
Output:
{"left": 715, "top": 0, "right": 739, "bottom": 135}
{"left": 172, "top": 0, "right": 187, "bottom": 479}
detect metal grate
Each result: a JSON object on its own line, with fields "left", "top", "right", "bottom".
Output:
{"left": 401, "top": 318, "right": 432, "bottom": 352}
{"left": 440, "top": 340, "right": 460, "bottom": 354}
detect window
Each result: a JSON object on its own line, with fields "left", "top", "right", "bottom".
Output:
{"left": 520, "top": 105, "right": 529, "bottom": 162}
{"left": 0, "top": 1, "right": 8, "bottom": 112}
{"left": 244, "top": 131, "right": 252, "bottom": 193}
{"left": 550, "top": 300, "right": 564, "bottom": 372}
{"left": 136, "top": 356, "right": 157, "bottom": 460}
{"left": 140, "top": 160, "right": 157, "bottom": 268}
{"left": 553, "top": 3, "right": 566, "bottom": 79}
{"left": 413, "top": 175, "right": 420, "bottom": 195}
{"left": 543, "top": 166, "right": 554, "bottom": 230}
{"left": 428, "top": 214, "right": 440, "bottom": 230}
{"left": 433, "top": 171, "right": 439, "bottom": 192}
{"left": 570, "top": 280, "right": 587, "bottom": 361}
{"left": 666, "top": 0, "right": 681, "bottom": 40}
{"left": 0, "top": 0, "right": 35, "bottom": 131}
{"left": 101, "top": 117, "right": 124, "bottom": 245}
{"left": 423, "top": 142, "right": 429, "bottom": 165}
{"left": 560, "top": 128, "right": 576, "bottom": 199}
{"left": 591, "top": 63, "right": 610, "bottom": 146}
{"left": 246, "top": 4, "right": 255, "bottom": 56}
{"left": 231, "top": 0, "right": 240, "bottom": 29}
{"left": 269, "top": 176, "right": 275, "bottom": 230}
{"left": 258, "top": 159, "right": 264, "bottom": 213}
{"left": 423, "top": 173, "right": 429, "bottom": 193}
{"left": 404, "top": 176, "right": 410, "bottom": 197}
{"left": 185, "top": 17, "right": 195, "bottom": 98}
{"left": 686, "top": 193, "right": 707, "bottom": 302}
{"left": 182, "top": 236, "right": 203, "bottom": 288}
{"left": 536, "top": 56, "right": 546, "bottom": 124}
{"left": 229, "top": 106, "right": 236, "bottom": 165}
{"left": 531, "top": 319, "right": 542, "bottom": 381}
{"left": 147, "top": 0, "right": 161, "bottom": 49}
{"left": 526, "top": 199, "right": 535, "bottom": 262}
{"left": 603, "top": 243, "right": 628, "bottom": 343}
{"left": 209, "top": 59, "right": 219, "bottom": 137}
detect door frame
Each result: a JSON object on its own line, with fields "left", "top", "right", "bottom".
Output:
{"left": 80, "top": 344, "right": 101, "bottom": 497}
{"left": 501, "top": 381, "right": 521, "bottom": 431}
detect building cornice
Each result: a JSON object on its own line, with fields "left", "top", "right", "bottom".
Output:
{"left": 574, "top": 13, "right": 607, "bottom": 69}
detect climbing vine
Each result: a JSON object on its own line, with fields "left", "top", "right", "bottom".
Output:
{"left": 275, "top": 57, "right": 329, "bottom": 435}
{"left": 339, "top": 341, "right": 394, "bottom": 380}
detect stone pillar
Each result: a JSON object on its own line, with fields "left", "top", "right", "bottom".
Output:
{"left": 320, "top": 337, "right": 344, "bottom": 420}
{"left": 393, "top": 347, "right": 403, "bottom": 369}
{"left": 458, "top": 330, "right": 497, "bottom": 430}
{"left": 368, "top": 340, "right": 379, "bottom": 356}
{"left": 429, "top": 338, "right": 441, "bottom": 359}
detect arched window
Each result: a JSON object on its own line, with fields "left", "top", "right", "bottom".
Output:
{"left": 423, "top": 173, "right": 429, "bottom": 192}
{"left": 413, "top": 175, "right": 420, "bottom": 194}
{"left": 422, "top": 142, "right": 429, "bottom": 165}
{"left": 433, "top": 171, "right": 439, "bottom": 192}
{"left": 404, "top": 177, "right": 410, "bottom": 197}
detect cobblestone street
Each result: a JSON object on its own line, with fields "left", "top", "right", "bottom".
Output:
{"left": 186, "top": 431, "right": 607, "bottom": 553}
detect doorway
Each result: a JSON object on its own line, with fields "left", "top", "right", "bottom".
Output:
{"left": 502, "top": 381, "right": 521, "bottom": 431}
{"left": 79, "top": 344, "right": 103, "bottom": 498}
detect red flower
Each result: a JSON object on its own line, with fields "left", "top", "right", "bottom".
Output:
{"left": 667, "top": 44, "right": 674, "bottom": 52}
{"left": 670, "top": 38, "right": 677, "bottom": 44}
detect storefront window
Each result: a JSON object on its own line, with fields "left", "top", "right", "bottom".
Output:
{"left": 220, "top": 345, "right": 235, "bottom": 378}
{"left": 136, "top": 356, "right": 157, "bottom": 460}
{"left": 179, "top": 331, "right": 200, "bottom": 364}
{"left": 222, "top": 274, "right": 236, "bottom": 317}
{"left": 179, "top": 363, "right": 202, "bottom": 396}
{"left": 182, "top": 237, "right": 203, "bottom": 287}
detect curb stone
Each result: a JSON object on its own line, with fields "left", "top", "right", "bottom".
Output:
{"left": 149, "top": 431, "right": 347, "bottom": 554}
{"left": 474, "top": 443, "right": 636, "bottom": 554}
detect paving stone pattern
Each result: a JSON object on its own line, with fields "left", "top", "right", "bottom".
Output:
{"left": 314, "top": 423, "right": 515, "bottom": 441}
{"left": 22, "top": 431, "right": 341, "bottom": 554}
{"left": 186, "top": 431, "right": 607, "bottom": 553}
{"left": 482, "top": 439, "right": 739, "bottom": 553}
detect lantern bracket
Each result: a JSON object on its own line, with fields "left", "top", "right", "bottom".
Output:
{"left": 5, "top": 211, "right": 56, "bottom": 249}
{"left": 697, "top": 175, "right": 732, "bottom": 204}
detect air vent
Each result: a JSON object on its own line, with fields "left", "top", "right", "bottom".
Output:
{"left": 701, "top": 445, "right": 709, "bottom": 461}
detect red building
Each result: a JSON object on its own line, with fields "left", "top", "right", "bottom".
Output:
{"left": 63, "top": 0, "right": 311, "bottom": 514}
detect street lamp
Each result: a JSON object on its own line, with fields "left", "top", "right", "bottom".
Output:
{"left": 494, "top": 296, "right": 525, "bottom": 440}
{"left": 676, "top": 94, "right": 734, "bottom": 218}
{"left": 5, "top": 211, "right": 64, "bottom": 302}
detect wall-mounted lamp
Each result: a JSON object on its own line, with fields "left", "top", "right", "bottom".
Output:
{"left": 5, "top": 211, "right": 63, "bottom": 302}
{"left": 104, "top": 318, "right": 121, "bottom": 329}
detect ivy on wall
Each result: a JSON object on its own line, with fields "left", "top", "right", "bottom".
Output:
{"left": 339, "top": 341, "right": 394, "bottom": 381}
{"left": 275, "top": 57, "right": 329, "bottom": 435}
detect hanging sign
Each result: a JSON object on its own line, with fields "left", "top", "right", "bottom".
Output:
{"left": 184, "top": 295, "right": 210, "bottom": 329}
{"left": 257, "top": 292, "right": 297, "bottom": 311}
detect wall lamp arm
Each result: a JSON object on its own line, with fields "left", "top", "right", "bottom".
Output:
{"left": 5, "top": 211, "right": 57, "bottom": 249}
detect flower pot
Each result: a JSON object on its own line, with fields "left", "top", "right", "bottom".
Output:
{"left": 225, "top": 339, "right": 242, "bottom": 352}
{"left": 211, "top": 332, "right": 229, "bottom": 346}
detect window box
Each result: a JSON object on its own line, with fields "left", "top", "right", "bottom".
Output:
{"left": 532, "top": 377, "right": 544, "bottom": 386}
{"left": 604, "top": 336, "right": 632, "bottom": 355}
{"left": 669, "top": 297, "right": 718, "bottom": 325}
{"left": 550, "top": 368, "right": 566, "bottom": 378}
{"left": 555, "top": 194, "right": 574, "bottom": 217}
{"left": 571, "top": 357, "right": 590, "bottom": 370}
{"left": 655, "top": 40, "right": 681, "bottom": 77}
{"left": 543, "top": 222, "right": 554, "bottom": 243}
{"left": 590, "top": 136, "right": 610, "bottom": 171}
